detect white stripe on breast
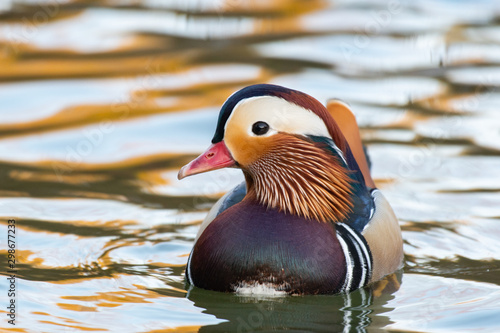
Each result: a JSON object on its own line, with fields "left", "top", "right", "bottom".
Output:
{"left": 337, "top": 231, "right": 354, "bottom": 292}
{"left": 339, "top": 222, "right": 372, "bottom": 284}
{"left": 186, "top": 250, "right": 195, "bottom": 286}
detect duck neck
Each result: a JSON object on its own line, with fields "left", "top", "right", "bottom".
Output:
{"left": 244, "top": 136, "right": 354, "bottom": 223}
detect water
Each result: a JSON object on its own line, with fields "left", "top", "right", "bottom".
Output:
{"left": 0, "top": 0, "right": 499, "bottom": 332}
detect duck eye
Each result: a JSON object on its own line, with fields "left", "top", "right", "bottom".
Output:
{"left": 251, "top": 121, "right": 269, "bottom": 135}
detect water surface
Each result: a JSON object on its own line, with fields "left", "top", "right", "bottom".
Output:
{"left": 0, "top": 0, "right": 500, "bottom": 332}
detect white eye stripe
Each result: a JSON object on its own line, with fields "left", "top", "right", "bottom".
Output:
{"left": 225, "top": 96, "right": 333, "bottom": 139}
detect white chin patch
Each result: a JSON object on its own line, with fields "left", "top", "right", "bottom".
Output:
{"left": 233, "top": 281, "right": 290, "bottom": 296}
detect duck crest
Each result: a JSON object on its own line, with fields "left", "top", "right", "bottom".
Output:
{"left": 212, "top": 84, "right": 348, "bottom": 155}
{"left": 245, "top": 134, "right": 354, "bottom": 223}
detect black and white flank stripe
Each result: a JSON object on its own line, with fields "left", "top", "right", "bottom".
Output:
{"left": 336, "top": 223, "right": 373, "bottom": 292}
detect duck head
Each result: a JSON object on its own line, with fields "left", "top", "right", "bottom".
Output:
{"left": 178, "top": 84, "right": 357, "bottom": 223}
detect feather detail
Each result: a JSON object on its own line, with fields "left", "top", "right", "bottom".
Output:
{"left": 245, "top": 134, "right": 353, "bottom": 223}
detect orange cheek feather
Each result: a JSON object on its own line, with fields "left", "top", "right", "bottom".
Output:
{"left": 224, "top": 124, "right": 275, "bottom": 167}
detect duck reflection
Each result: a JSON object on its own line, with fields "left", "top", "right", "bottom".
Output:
{"left": 186, "top": 272, "right": 402, "bottom": 332}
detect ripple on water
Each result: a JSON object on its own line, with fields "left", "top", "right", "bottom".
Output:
{"left": 0, "top": 197, "right": 182, "bottom": 226}
{"left": 0, "top": 274, "right": 221, "bottom": 332}
{"left": 1, "top": 0, "right": 500, "bottom": 332}
{"left": 0, "top": 8, "right": 255, "bottom": 52}
{"left": 0, "top": 79, "right": 133, "bottom": 124}
{"left": 146, "top": 168, "right": 243, "bottom": 197}
{"left": 256, "top": 34, "right": 447, "bottom": 73}
{"left": 403, "top": 218, "right": 500, "bottom": 262}
{"left": 0, "top": 109, "right": 219, "bottom": 164}
{"left": 0, "top": 197, "right": 202, "bottom": 273}
{"left": 446, "top": 66, "right": 500, "bottom": 86}
{"left": 0, "top": 63, "right": 263, "bottom": 130}
{"left": 414, "top": 115, "right": 500, "bottom": 152}
{"left": 385, "top": 274, "right": 500, "bottom": 333}
{"left": 270, "top": 71, "right": 444, "bottom": 106}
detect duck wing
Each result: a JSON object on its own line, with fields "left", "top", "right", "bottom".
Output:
{"left": 326, "top": 99, "right": 375, "bottom": 188}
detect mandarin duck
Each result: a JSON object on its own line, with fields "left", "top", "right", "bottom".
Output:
{"left": 178, "top": 84, "right": 403, "bottom": 295}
